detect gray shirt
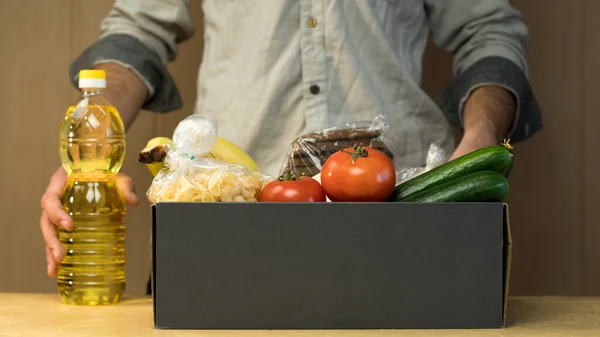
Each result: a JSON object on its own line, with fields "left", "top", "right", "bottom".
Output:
{"left": 71, "top": 0, "right": 542, "bottom": 176}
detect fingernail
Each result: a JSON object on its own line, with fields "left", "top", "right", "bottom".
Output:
{"left": 52, "top": 249, "right": 60, "bottom": 261}
{"left": 59, "top": 220, "right": 69, "bottom": 229}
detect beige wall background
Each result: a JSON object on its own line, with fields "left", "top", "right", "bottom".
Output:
{"left": 0, "top": 0, "right": 596, "bottom": 296}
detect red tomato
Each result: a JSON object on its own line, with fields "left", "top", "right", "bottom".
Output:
{"left": 259, "top": 172, "right": 326, "bottom": 202}
{"left": 321, "top": 144, "right": 396, "bottom": 202}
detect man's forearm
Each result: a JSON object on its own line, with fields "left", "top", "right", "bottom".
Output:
{"left": 93, "top": 63, "right": 148, "bottom": 131}
{"left": 462, "top": 85, "right": 516, "bottom": 143}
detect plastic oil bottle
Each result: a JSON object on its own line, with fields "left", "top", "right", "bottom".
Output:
{"left": 57, "top": 69, "right": 126, "bottom": 305}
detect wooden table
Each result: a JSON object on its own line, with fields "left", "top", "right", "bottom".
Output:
{"left": 1, "top": 293, "right": 599, "bottom": 336}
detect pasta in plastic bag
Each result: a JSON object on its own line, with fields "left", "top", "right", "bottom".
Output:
{"left": 145, "top": 114, "right": 274, "bottom": 203}
{"left": 146, "top": 155, "right": 272, "bottom": 203}
{"left": 279, "top": 115, "right": 400, "bottom": 177}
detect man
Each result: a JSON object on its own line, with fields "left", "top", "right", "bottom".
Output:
{"left": 40, "top": 0, "right": 541, "bottom": 284}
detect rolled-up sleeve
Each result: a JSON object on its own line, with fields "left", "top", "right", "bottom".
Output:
{"left": 70, "top": 0, "right": 195, "bottom": 112}
{"left": 425, "top": 0, "right": 542, "bottom": 142}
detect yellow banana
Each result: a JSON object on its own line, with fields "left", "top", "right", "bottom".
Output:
{"left": 206, "top": 137, "right": 260, "bottom": 171}
{"left": 139, "top": 137, "right": 174, "bottom": 176}
{"left": 139, "top": 136, "right": 260, "bottom": 177}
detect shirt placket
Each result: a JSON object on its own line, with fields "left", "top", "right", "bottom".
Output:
{"left": 299, "top": 0, "right": 328, "bottom": 131}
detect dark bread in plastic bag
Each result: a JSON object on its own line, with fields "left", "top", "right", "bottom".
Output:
{"left": 279, "top": 115, "right": 399, "bottom": 177}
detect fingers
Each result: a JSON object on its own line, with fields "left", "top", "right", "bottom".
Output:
{"left": 41, "top": 212, "right": 64, "bottom": 277}
{"left": 448, "top": 150, "right": 464, "bottom": 162}
{"left": 117, "top": 174, "right": 139, "bottom": 206}
{"left": 41, "top": 194, "right": 72, "bottom": 231}
{"left": 41, "top": 168, "right": 68, "bottom": 278}
{"left": 41, "top": 168, "right": 72, "bottom": 231}
{"left": 46, "top": 246, "right": 57, "bottom": 277}
{"left": 40, "top": 212, "right": 64, "bottom": 260}
{"left": 448, "top": 147, "right": 462, "bottom": 161}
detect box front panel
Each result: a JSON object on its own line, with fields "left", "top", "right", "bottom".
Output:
{"left": 153, "top": 202, "right": 504, "bottom": 329}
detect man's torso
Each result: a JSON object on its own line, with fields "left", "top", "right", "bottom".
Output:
{"left": 195, "top": 0, "right": 455, "bottom": 176}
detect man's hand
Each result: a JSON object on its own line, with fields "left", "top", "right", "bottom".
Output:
{"left": 40, "top": 167, "right": 139, "bottom": 277}
{"left": 449, "top": 85, "right": 516, "bottom": 161}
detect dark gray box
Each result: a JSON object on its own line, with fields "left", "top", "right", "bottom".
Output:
{"left": 151, "top": 202, "right": 512, "bottom": 330}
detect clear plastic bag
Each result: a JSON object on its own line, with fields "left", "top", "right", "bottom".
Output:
{"left": 279, "top": 115, "right": 401, "bottom": 177}
{"left": 396, "top": 143, "right": 446, "bottom": 184}
{"left": 146, "top": 114, "right": 274, "bottom": 203}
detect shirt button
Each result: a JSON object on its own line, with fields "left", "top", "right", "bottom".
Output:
{"left": 307, "top": 17, "right": 317, "bottom": 28}
{"left": 309, "top": 84, "right": 320, "bottom": 95}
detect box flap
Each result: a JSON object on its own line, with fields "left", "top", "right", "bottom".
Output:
{"left": 502, "top": 203, "right": 513, "bottom": 326}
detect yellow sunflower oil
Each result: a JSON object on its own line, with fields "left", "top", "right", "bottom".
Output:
{"left": 57, "top": 69, "right": 126, "bottom": 305}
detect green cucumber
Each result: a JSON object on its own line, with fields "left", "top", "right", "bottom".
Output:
{"left": 389, "top": 145, "right": 513, "bottom": 202}
{"left": 401, "top": 171, "right": 509, "bottom": 203}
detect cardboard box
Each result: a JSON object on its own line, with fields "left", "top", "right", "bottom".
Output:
{"left": 151, "top": 202, "right": 512, "bottom": 330}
